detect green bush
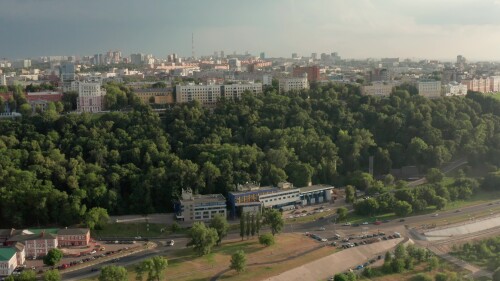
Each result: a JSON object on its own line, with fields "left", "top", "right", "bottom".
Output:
{"left": 258, "top": 233, "right": 275, "bottom": 246}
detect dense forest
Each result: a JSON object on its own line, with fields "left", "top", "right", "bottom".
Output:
{"left": 1, "top": 82, "right": 500, "bottom": 227}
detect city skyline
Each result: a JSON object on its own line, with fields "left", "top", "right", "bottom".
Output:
{"left": 2, "top": 0, "right": 500, "bottom": 61}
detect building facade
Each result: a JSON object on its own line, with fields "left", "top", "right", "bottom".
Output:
{"left": 293, "top": 66, "right": 320, "bottom": 82}
{"left": 0, "top": 248, "right": 17, "bottom": 276}
{"left": 176, "top": 83, "right": 222, "bottom": 106}
{"left": 57, "top": 229, "right": 90, "bottom": 247}
{"left": 174, "top": 189, "right": 226, "bottom": 222}
{"left": 134, "top": 88, "right": 174, "bottom": 104}
{"left": 444, "top": 82, "right": 468, "bottom": 96}
{"left": 7, "top": 233, "right": 57, "bottom": 258}
{"left": 278, "top": 76, "right": 309, "bottom": 93}
{"left": 418, "top": 80, "right": 442, "bottom": 98}
{"left": 77, "top": 81, "right": 106, "bottom": 112}
{"left": 26, "top": 91, "right": 63, "bottom": 112}
{"left": 361, "top": 82, "right": 397, "bottom": 97}
{"left": 222, "top": 83, "right": 263, "bottom": 99}
{"left": 258, "top": 189, "right": 301, "bottom": 210}
{"left": 490, "top": 76, "right": 500, "bottom": 92}
{"left": 461, "top": 77, "right": 491, "bottom": 93}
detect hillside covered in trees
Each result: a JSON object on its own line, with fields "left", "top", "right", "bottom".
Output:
{"left": 1, "top": 83, "right": 500, "bottom": 227}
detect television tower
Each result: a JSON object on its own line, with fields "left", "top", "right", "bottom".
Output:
{"left": 192, "top": 33, "right": 195, "bottom": 60}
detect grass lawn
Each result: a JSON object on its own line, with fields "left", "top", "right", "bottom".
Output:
{"left": 444, "top": 190, "right": 500, "bottom": 211}
{"left": 491, "top": 92, "right": 500, "bottom": 101}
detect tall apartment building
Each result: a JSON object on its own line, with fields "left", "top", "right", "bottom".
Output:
{"left": 293, "top": 66, "right": 320, "bottom": 82}
{"left": 278, "top": 76, "right": 309, "bottom": 93}
{"left": 176, "top": 83, "right": 222, "bottom": 106}
{"left": 461, "top": 77, "right": 491, "bottom": 93}
{"left": 223, "top": 83, "right": 262, "bottom": 99}
{"left": 0, "top": 75, "right": 6, "bottom": 86}
{"left": 490, "top": 76, "right": 500, "bottom": 92}
{"left": 418, "top": 80, "right": 442, "bottom": 98}
{"left": 77, "top": 79, "right": 106, "bottom": 112}
{"left": 130, "top": 53, "right": 145, "bottom": 65}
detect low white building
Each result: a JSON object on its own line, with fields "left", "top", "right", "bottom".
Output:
{"left": 444, "top": 82, "right": 468, "bottom": 97}
{"left": 0, "top": 248, "right": 17, "bottom": 277}
{"left": 175, "top": 188, "right": 227, "bottom": 222}
{"left": 418, "top": 80, "right": 442, "bottom": 98}
{"left": 278, "top": 76, "right": 309, "bottom": 93}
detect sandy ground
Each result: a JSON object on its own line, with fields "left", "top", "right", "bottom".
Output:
{"left": 264, "top": 238, "right": 404, "bottom": 281}
{"left": 424, "top": 215, "right": 500, "bottom": 239}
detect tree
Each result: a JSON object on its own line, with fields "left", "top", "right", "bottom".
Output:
{"left": 428, "top": 256, "right": 439, "bottom": 271}
{"left": 391, "top": 258, "right": 405, "bottom": 273}
{"left": 19, "top": 103, "right": 32, "bottom": 116}
{"left": 85, "top": 207, "right": 109, "bottom": 230}
{"left": 16, "top": 271, "right": 36, "bottom": 281}
{"left": 187, "top": 222, "right": 218, "bottom": 256}
{"left": 230, "top": 250, "right": 247, "bottom": 274}
{"left": 434, "top": 196, "right": 447, "bottom": 210}
{"left": 394, "top": 244, "right": 407, "bottom": 259}
{"left": 255, "top": 212, "right": 262, "bottom": 235}
{"left": 426, "top": 168, "right": 444, "bottom": 184}
{"left": 333, "top": 273, "right": 349, "bottom": 281}
{"left": 43, "top": 248, "right": 63, "bottom": 266}
{"left": 135, "top": 256, "right": 168, "bottom": 281}
{"left": 99, "top": 266, "right": 128, "bottom": 281}
{"left": 43, "top": 270, "right": 61, "bottom": 281}
{"left": 209, "top": 214, "right": 229, "bottom": 245}
{"left": 170, "top": 221, "right": 181, "bottom": 233}
{"left": 259, "top": 233, "right": 275, "bottom": 246}
{"left": 263, "top": 209, "right": 284, "bottom": 236}
{"left": 250, "top": 214, "right": 256, "bottom": 237}
{"left": 239, "top": 212, "right": 245, "bottom": 241}
{"left": 434, "top": 272, "right": 448, "bottom": 281}
{"left": 354, "top": 198, "right": 379, "bottom": 216}
{"left": 336, "top": 207, "right": 348, "bottom": 222}
{"left": 493, "top": 267, "right": 500, "bottom": 281}
{"left": 245, "top": 212, "right": 251, "bottom": 239}
{"left": 345, "top": 185, "right": 356, "bottom": 203}
{"left": 411, "top": 273, "right": 432, "bottom": 281}
{"left": 394, "top": 201, "right": 413, "bottom": 217}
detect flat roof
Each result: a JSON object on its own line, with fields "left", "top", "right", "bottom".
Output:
{"left": 180, "top": 193, "right": 226, "bottom": 204}
{"left": 299, "top": 184, "right": 335, "bottom": 193}
{"left": 229, "top": 187, "right": 278, "bottom": 196}
{"left": 0, "top": 248, "right": 16, "bottom": 261}
{"left": 58, "top": 228, "right": 90, "bottom": 236}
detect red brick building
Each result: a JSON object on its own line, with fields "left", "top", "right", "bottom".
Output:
{"left": 57, "top": 228, "right": 90, "bottom": 247}
{"left": 293, "top": 66, "right": 320, "bottom": 82}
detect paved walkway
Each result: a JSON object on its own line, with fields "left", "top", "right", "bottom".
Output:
{"left": 263, "top": 238, "right": 403, "bottom": 281}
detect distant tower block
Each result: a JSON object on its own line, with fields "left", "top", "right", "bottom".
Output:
{"left": 369, "top": 156, "right": 374, "bottom": 176}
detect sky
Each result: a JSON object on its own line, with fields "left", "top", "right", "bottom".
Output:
{"left": 2, "top": 0, "right": 500, "bottom": 61}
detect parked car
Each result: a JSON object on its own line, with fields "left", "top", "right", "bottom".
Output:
{"left": 362, "top": 221, "right": 369, "bottom": 225}
{"left": 168, "top": 240, "right": 175, "bottom": 246}
{"left": 319, "top": 227, "right": 326, "bottom": 231}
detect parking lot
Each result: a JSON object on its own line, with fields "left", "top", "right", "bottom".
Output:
{"left": 18, "top": 241, "right": 144, "bottom": 275}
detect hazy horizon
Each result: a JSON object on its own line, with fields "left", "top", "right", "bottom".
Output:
{"left": 2, "top": 0, "right": 500, "bottom": 61}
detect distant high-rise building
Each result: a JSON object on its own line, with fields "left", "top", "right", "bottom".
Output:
{"left": 59, "top": 62, "right": 76, "bottom": 82}
{"left": 260, "top": 52, "right": 266, "bottom": 60}
{"left": 311, "top": 53, "right": 317, "bottom": 60}
{"left": 130, "top": 53, "right": 145, "bottom": 65}
{"left": 214, "top": 51, "right": 219, "bottom": 58}
{"left": 228, "top": 58, "right": 241, "bottom": 71}
{"left": 0, "top": 74, "right": 6, "bottom": 86}
{"left": 220, "top": 51, "right": 225, "bottom": 59}
{"left": 291, "top": 53, "right": 298, "bottom": 59}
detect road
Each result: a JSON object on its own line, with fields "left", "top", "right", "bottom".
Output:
{"left": 62, "top": 199, "right": 500, "bottom": 280}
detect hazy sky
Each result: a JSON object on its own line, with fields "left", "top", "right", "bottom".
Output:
{"left": 2, "top": 0, "right": 500, "bottom": 60}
